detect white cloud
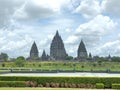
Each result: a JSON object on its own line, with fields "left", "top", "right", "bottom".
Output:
{"left": 14, "top": 0, "right": 56, "bottom": 20}
{"left": 32, "top": 0, "right": 70, "bottom": 12}
{"left": 75, "top": 14, "right": 117, "bottom": 39}
{"left": 0, "top": 0, "right": 23, "bottom": 28}
{"left": 65, "top": 35, "right": 79, "bottom": 44}
{"left": 0, "top": 0, "right": 72, "bottom": 28}
{"left": 0, "top": 30, "right": 33, "bottom": 57}
{"left": 102, "top": 0, "right": 120, "bottom": 17}
{"left": 118, "top": 33, "right": 120, "bottom": 38}
{"left": 67, "top": 15, "right": 117, "bottom": 45}
{"left": 96, "top": 40, "right": 120, "bottom": 56}
{"left": 14, "top": 0, "right": 72, "bottom": 21}
{"left": 74, "top": 0, "right": 101, "bottom": 18}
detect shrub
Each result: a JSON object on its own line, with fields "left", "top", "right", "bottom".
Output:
{"left": 56, "top": 83, "right": 60, "bottom": 88}
{"left": 38, "top": 84, "right": 43, "bottom": 87}
{"left": 25, "top": 81, "right": 37, "bottom": 87}
{"left": 50, "top": 82, "right": 59, "bottom": 88}
{"left": 50, "top": 82, "right": 56, "bottom": 88}
{"left": 64, "top": 83, "right": 69, "bottom": 88}
{"left": 46, "top": 82, "right": 50, "bottom": 87}
{"left": 60, "top": 83, "right": 64, "bottom": 87}
{"left": 25, "top": 81, "right": 31, "bottom": 87}
{"left": 112, "top": 83, "right": 120, "bottom": 89}
{"left": 0, "top": 81, "right": 26, "bottom": 87}
{"left": 70, "top": 83, "right": 76, "bottom": 88}
{"left": 77, "top": 84, "right": 94, "bottom": 88}
{"left": 96, "top": 83, "right": 104, "bottom": 89}
{"left": 30, "top": 81, "right": 37, "bottom": 87}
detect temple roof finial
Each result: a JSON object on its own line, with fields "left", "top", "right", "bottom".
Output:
{"left": 56, "top": 30, "right": 59, "bottom": 36}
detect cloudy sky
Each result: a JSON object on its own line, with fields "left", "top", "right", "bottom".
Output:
{"left": 0, "top": 0, "right": 120, "bottom": 58}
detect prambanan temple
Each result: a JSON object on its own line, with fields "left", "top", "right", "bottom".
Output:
{"left": 50, "top": 31, "right": 68, "bottom": 60}
{"left": 29, "top": 31, "right": 88, "bottom": 61}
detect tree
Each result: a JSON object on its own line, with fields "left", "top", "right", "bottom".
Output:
{"left": 66, "top": 56, "right": 73, "bottom": 60}
{"left": 73, "top": 64, "right": 76, "bottom": 71}
{"left": 81, "top": 65, "right": 84, "bottom": 68}
{"left": 93, "top": 63, "right": 96, "bottom": 67}
{"left": 87, "top": 52, "right": 92, "bottom": 61}
{"left": 98, "top": 60, "right": 102, "bottom": 66}
{"left": 0, "top": 53, "right": 8, "bottom": 61}
{"left": 15, "top": 56, "right": 26, "bottom": 67}
{"left": 111, "top": 56, "right": 120, "bottom": 62}
{"left": 2, "top": 63, "right": 5, "bottom": 67}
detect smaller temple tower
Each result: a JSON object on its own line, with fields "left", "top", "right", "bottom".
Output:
{"left": 41, "top": 50, "right": 47, "bottom": 60}
{"left": 77, "top": 40, "right": 88, "bottom": 61}
{"left": 30, "top": 41, "right": 39, "bottom": 60}
{"left": 107, "top": 54, "right": 112, "bottom": 61}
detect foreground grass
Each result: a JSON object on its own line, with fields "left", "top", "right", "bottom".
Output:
{"left": 0, "top": 88, "right": 112, "bottom": 90}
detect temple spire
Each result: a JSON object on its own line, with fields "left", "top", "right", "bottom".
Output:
{"left": 77, "top": 40, "right": 88, "bottom": 61}
{"left": 30, "top": 41, "right": 39, "bottom": 60}
{"left": 55, "top": 30, "right": 60, "bottom": 37}
{"left": 41, "top": 50, "right": 47, "bottom": 60}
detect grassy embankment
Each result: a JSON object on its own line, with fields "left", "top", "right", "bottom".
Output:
{"left": 0, "top": 61, "right": 120, "bottom": 72}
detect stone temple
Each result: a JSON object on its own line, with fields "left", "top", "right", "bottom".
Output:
{"left": 50, "top": 31, "right": 67, "bottom": 60}
{"left": 77, "top": 40, "right": 88, "bottom": 60}
{"left": 30, "top": 41, "right": 39, "bottom": 59}
{"left": 41, "top": 50, "right": 47, "bottom": 60}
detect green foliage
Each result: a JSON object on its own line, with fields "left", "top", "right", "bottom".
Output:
{"left": 97, "top": 60, "right": 102, "bottom": 66}
{"left": 33, "top": 56, "right": 40, "bottom": 60}
{"left": 0, "top": 76, "right": 119, "bottom": 88}
{"left": 99, "top": 57, "right": 106, "bottom": 61}
{"left": 2, "top": 63, "right": 5, "bottom": 67}
{"left": 112, "top": 56, "right": 120, "bottom": 62}
{"left": 0, "top": 81, "right": 26, "bottom": 87}
{"left": 96, "top": 83, "right": 104, "bottom": 89}
{"left": 15, "top": 56, "right": 26, "bottom": 67}
{"left": 112, "top": 83, "right": 120, "bottom": 89}
{"left": 66, "top": 56, "right": 73, "bottom": 60}
{"left": 0, "top": 53, "right": 8, "bottom": 61}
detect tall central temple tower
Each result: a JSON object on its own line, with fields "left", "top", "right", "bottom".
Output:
{"left": 50, "top": 31, "right": 67, "bottom": 60}
{"left": 77, "top": 40, "right": 88, "bottom": 60}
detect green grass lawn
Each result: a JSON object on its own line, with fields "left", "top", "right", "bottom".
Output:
{"left": 0, "top": 61, "right": 120, "bottom": 72}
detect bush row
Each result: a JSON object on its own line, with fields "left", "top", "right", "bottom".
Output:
{"left": 112, "top": 83, "right": 120, "bottom": 89}
{"left": 25, "top": 81, "right": 95, "bottom": 88}
{"left": 96, "top": 83, "right": 104, "bottom": 89}
{"left": 0, "top": 81, "right": 26, "bottom": 87}
{"left": 96, "top": 83, "right": 120, "bottom": 89}
{"left": 0, "top": 80, "right": 120, "bottom": 89}
{"left": 0, "top": 76, "right": 120, "bottom": 88}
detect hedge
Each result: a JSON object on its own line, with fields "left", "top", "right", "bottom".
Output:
{"left": 112, "top": 83, "right": 120, "bottom": 89}
{"left": 96, "top": 83, "right": 104, "bottom": 89}
{"left": 0, "top": 81, "right": 26, "bottom": 87}
{"left": 0, "top": 76, "right": 120, "bottom": 88}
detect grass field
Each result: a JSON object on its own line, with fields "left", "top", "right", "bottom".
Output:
{"left": 0, "top": 61, "right": 120, "bottom": 72}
